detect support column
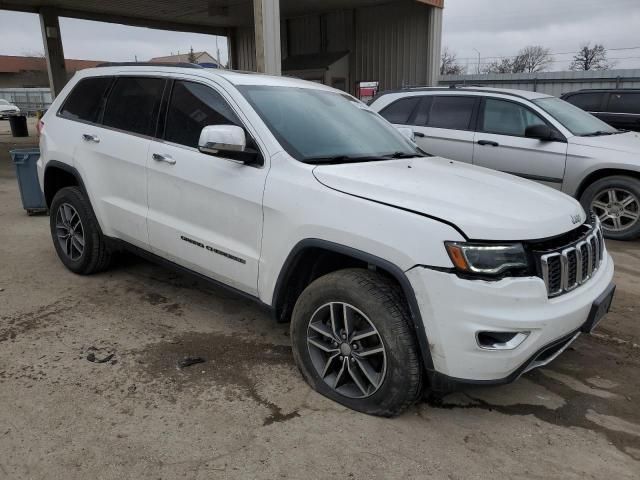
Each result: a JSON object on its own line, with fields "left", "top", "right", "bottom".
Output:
{"left": 253, "top": 0, "right": 281, "bottom": 75}
{"left": 425, "top": 6, "right": 443, "bottom": 86}
{"left": 39, "top": 8, "right": 67, "bottom": 98}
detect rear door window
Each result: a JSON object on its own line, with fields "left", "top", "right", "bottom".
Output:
{"left": 164, "top": 80, "right": 241, "bottom": 148}
{"left": 59, "top": 77, "right": 113, "bottom": 123}
{"left": 102, "top": 76, "right": 166, "bottom": 136}
{"left": 426, "top": 96, "right": 476, "bottom": 130}
{"left": 607, "top": 92, "right": 640, "bottom": 114}
{"left": 378, "top": 97, "right": 421, "bottom": 124}
{"left": 565, "top": 92, "right": 605, "bottom": 112}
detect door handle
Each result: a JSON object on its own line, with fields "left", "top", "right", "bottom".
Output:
{"left": 82, "top": 134, "right": 100, "bottom": 143}
{"left": 414, "top": 132, "right": 426, "bottom": 138}
{"left": 477, "top": 140, "right": 499, "bottom": 147}
{"left": 152, "top": 153, "right": 176, "bottom": 165}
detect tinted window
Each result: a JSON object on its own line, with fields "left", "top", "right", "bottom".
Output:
{"left": 165, "top": 81, "right": 241, "bottom": 148}
{"left": 103, "top": 77, "right": 165, "bottom": 136}
{"left": 60, "top": 77, "right": 113, "bottom": 123}
{"left": 608, "top": 92, "right": 640, "bottom": 114}
{"left": 565, "top": 92, "right": 605, "bottom": 112}
{"left": 379, "top": 97, "right": 420, "bottom": 124}
{"left": 481, "top": 99, "right": 546, "bottom": 136}
{"left": 427, "top": 96, "right": 475, "bottom": 130}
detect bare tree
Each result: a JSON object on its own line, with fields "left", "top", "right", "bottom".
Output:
{"left": 483, "top": 58, "right": 515, "bottom": 74}
{"left": 570, "top": 43, "right": 612, "bottom": 71}
{"left": 440, "top": 47, "right": 465, "bottom": 75}
{"left": 483, "top": 45, "right": 551, "bottom": 74}
{"left": 187, "top": 46, "right": 198, "bottom": 64}
{"left": 512, "top": 45, "right": 552, "bottom": 73}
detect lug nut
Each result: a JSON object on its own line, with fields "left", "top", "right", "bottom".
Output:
{"left": 342, "top": 334, "right": 347, "bottom": 340}
{"left": 352, "top": 344, "right": 358, "bottom": 349}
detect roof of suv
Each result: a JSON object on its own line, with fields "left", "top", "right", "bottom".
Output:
{"left": 374, "top": 86, "right": 552, "bottom": 102}
{"left": 76, "top": 64, "right": 336, "bottom": 91}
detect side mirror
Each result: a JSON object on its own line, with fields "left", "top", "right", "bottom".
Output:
{"left": 525, "top": 124, "right": 560, "bottom": 141}
{"left": 396, "top": 126, "right": 416, "bottom": 142}
{"left": 198, "top": 125, "right": 246, "bottom": 154}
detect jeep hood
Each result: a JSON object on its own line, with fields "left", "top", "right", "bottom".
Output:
{"left": 312, "top": 156, "right": 585, "bottom": 240}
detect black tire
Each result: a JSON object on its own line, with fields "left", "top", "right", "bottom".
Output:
{"left": 580, "top": 175, "right": 640, "bottom": 241}
{"left": 291, "top": 268, "right": 423, "bottom": 417}
{"left": 49, "top": 186, "right": 112, "bottom": 274}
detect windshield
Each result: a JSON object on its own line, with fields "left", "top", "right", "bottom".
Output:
{"left": 532, "top": 97, "right": 618, "bottom": 136}
{"left": 238, "top": 85, "right": 422, "bottom": 163}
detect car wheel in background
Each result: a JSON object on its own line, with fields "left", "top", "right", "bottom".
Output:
{"left": 290, "top": 268, "right": 423, "bottom": 417}
{"left": 581, "top": 175, "right": 640, "bottom": 240}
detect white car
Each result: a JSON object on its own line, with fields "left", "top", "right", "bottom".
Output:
{"left": 370, "top": 86, "right": 640, "bottom": 240}
{"left": 0, "top": 99, "right": 20, "bottom": 118}
{"left": 37, "top": 65, "right": 615, "bottom": 416}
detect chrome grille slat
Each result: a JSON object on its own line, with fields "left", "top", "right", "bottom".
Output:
{"left": 537, "top": 222, "right": 605, "bottom": 298}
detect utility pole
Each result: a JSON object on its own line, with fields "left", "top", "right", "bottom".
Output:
{"left": 472, "top": 48, "right": 481, "bottom": 74}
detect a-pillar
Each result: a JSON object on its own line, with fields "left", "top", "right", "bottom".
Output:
{"left": 39, "top": 8, "right": 68, "bottom": 98}
{"left": 253, "top": 0, "right": 281, "bottom": 75}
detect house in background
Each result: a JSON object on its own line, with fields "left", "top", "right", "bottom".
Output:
{"left": 0, "top": 55, "right": 103, "bottom": 88}
{"left": 149, "top": 51, "right": 221, "bottom": 68}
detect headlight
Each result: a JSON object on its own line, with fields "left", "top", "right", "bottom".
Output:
{"left": 445, "top": 242, "right": 528, "bottom": 275}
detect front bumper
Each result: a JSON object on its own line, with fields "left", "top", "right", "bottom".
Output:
{"left": 407, "top": 251, "right": 614, "bottom": 383}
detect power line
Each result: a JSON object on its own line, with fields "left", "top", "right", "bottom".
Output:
{"left": 455, "top": 45, "right": 640, "bottom": 61}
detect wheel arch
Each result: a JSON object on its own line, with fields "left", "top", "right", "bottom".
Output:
{"left": 43, "top": 160, "right": 90, "bottom": 208}
{"left": 575, "top": 168, "right": 640, "bottom": 200}
{"left": 272, "top": 238, "right": 435, "bottom": 371}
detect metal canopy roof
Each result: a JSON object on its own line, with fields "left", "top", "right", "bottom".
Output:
{"left": 0, "top": 0, "right": 441, "bottom": 34}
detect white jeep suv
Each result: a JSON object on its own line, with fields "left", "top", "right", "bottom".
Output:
{"left": 370, "top": 86, "right": 640, "bottom": 241}
{"left": 37, "top": 65, "right": 615, "bottom": 416}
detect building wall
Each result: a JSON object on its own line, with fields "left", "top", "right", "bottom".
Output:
{"left": 439, "top": 69, "right": 640, "bottom": 97}
{"left": 352, "top": 2, "right": 436, "bottom": 92}
{"left": 0, "top": 70, "right": 86, "bottom": 89}
{"left": 233, "top": 1, "right": 441, "bottom": 93}
{"left": 232, "top": 26, "right": 257, "bottom": 71}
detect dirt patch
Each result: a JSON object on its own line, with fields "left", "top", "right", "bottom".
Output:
{"left": 0, "top": 299, "right": 74, "bottom": 343}
{"left": 135, "top": 331, "right": 300, "bottom": 426}
{"left": 431, "top": 333, "right": 640, "bottom": 460}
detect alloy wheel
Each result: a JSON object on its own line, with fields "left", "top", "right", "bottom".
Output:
{"left": 306, "top": 302, "right": 387, "bottom": 399}
{"left": 55, "top": 203, "right": 85, "bottom": 261}
{"left": 591, "top": 188, "right": 640, "bottom": 233}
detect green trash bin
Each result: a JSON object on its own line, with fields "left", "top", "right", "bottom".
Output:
{"left": 10, "top": 148, "right": 47, "bottom": 215}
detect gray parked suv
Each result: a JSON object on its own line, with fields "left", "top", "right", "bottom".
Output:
{"left": 370, "top": 86, "right": 640, "bottom": 240}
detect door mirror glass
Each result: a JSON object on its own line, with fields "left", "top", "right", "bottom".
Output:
{"left": 198, "top": 125, "right": 246, "bottom": 154}
{"left": 524, "top": 124, "right": 557, "bottom": 141}
{"left": 396, "top": 126, "right": 415, "bottom": 142}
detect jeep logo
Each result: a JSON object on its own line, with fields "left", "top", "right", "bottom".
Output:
{"left": 570, "top": 214, "right": 582, "bottom": 225}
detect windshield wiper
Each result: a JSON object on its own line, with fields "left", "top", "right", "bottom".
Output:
{"left": 580, "top": 130, "right": 620, "bottom": 137}
{"left": 384, "top": 151, "right": 421, "bottom": 159}
{"left": 304, "top": 155, "right": 390, "bottom": 165}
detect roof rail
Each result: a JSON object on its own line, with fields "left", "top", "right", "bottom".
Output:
{"left": 95, "top": 62, "right": 204, "bottom": 69}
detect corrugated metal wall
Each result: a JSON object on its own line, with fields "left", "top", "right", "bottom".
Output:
{"left": 232, "top": 26, "right": 257, "bottom": 72}
{"left": 353, "top": 2, "right": 435, "bottom": 91}
{"left": 439, "top": 70, "right": 640, "bottom": 97}
{"left": 233, "top": 1, "right": 442, "bottom": 92}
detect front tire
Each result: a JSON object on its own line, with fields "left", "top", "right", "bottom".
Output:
{"left": 49, "top": 186, "right": 112, "bottom": 274}
{"left": 291, "top": 268, "right": 423, "bottom": 417}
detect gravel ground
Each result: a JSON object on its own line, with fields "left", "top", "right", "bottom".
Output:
{"left": 0, "top": 119, "right": 638, "bottom": 479}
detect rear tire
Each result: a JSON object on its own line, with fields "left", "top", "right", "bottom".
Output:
{"left": 580, "top": 175, "right": 640, "bottom": 241}
{"left": 49, "top": 186, "right": 112, "bottom": 274}
{"left": 290, "top": 268, "right": 422, "bottom": 417}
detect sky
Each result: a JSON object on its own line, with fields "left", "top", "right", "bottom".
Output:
{"left": 0, "top": 0, "right": 639, "bottom": 72}
{"left": 442, "top": 0, "right": 640, "bottom": 72}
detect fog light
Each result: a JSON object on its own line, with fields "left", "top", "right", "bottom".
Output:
{"left": 476, "top": 331, "right": 530, "bottom": 350}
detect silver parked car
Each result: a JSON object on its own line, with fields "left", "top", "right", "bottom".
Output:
{"left": 370, "top": 86, "right": 640, "bottom": 240}
{"left": 0, "top": 99, "right": 20, "bottom": 119}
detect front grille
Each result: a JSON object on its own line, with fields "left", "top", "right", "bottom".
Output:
{"left": 535, "top": 221, "right": 605, "bottom": 298}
